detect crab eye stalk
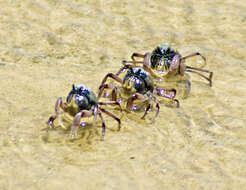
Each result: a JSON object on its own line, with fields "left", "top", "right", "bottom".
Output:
{"left": 72, "top": 84, "right": 76, "bottom": 90}
{"left": 150, "top": 54, "right": 161, "bottom": 68}
{"left": 66, "top": 92, "right": 74, "bottom": 103}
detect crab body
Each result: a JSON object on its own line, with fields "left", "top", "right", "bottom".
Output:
{"left": 98, "top": 66, "right": 179, "bottom": 120}
{"left": 122, "top": 67, "right": 154, "bottom": 94}
{"left": 66, "top": 84, "right": 98, "bottom": 112}
{"left": 150, "top": 45, "right": 181, "bottom": 75}
{"left": 47, "top": 84, "right": 121, "bottom": 140}
{"left": 122, "top": 44, "right": 213, "bottom": 88}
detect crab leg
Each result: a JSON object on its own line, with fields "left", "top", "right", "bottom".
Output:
{"left": 115, "top": 64, "right": 140, "bottom": 76}
{"left": 141, "top": 98, "right": 160, "bottom": 121}
{"left": 92, "top": 105, "right": 98, "bottom": 126}
{"left": 98, "top": 100, "right": 122, "bottom": 112}
{"left": 99, "top": 107, "right": 121, "bottom": 131}
{"left": 122, "top": 60, "right": 144, "bottom": 65}
{"left": 182, "top": 52, "right": 206, "bottom": 63}
{"left": 120, "top": 62, "right": 158, "bottom": 78}
{"left": 126, "top": 93, "right": 146, "bottom": 110}
{"left": 185, "top": 66, "right": 213, "bottom": 87}
{"left": 98, "top": 73, "right": 123, "bottom": 99}
{"left": 153, "top": 102, "right": 160, "bottom": 120}
{"left": 131, "top": 52, "right": 152, "bottom": 67}
{"left": 97, "top": 83, "right": 114, "bottom": 99}
{"left": 70, "top": 110, "right": 93, "bottom": 138}
{"left": 131, "top": 53, "right": 145, "bottom": 61}
{"left": 156, "top": 88, "right": 180, "bottom": 107}
{"left": 97, "top": 112, "right": 106, "bottom": 140}
{"left": 141, "top": 103, "right": 151, "bottom": 119}
{"left": 111, "top": 86, "right": 119, "bottom": 101}
{"left": 151, "top": 97, "right": 160, "bottom": 121}
{"left": 47, "top": 97, "right": 65, "bottom": 130}
{"left": 100, "top": 73, "right": 123, "bottom": 86}
{"left": 126, "top": 92, "right": 156, "bottom": 119}
{"left": 156, "top": 88, "right": 176, "bottom": 99}
{"left": 97, "top": 84, "right": 120, "bottom": 104}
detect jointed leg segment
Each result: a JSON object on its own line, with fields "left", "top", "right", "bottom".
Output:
{"left": 98, "top": 73, "right": 123, "bottom": 99}
{"left": 156, "top": 88, "right": 180, "bottom": 107}
{"left": 126, "top": 92, "right": 160, "bottom": 120}
{"left": 185, "top": 66, "right": 213, "bottom": 87}
{"left": 99, "top": 107, "right": 121, "bottom": 132}
{"left": 70, "top": 110, "right": 93, "bottom": 138}
{"left": 47, "top": 97, "right": 66, "bottom": 130}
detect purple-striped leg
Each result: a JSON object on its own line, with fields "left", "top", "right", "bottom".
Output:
{"left": 70, "top": 110, "right": 93, "bottom": 138}
{"left": 156, "top": 87, "right": 180, "bottom": 108}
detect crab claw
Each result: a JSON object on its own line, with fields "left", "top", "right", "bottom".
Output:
{"left": 47, "top": 116, "right": 56, "bottom": 130}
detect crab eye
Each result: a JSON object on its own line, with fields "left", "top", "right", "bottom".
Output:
{"left": 75, "top": 95, "right": 89, "bottom": 110}
{"left": 151, "top": 55, "right": 165, "bottom": 69}
{"left": 156, "top": 46, "right": 164, "bottom": 54}
{"left": 150, "top": 55, "right": 161, "bottom": 68}
{"left": 134, "top": 78, "right": 145, "bottom": 93}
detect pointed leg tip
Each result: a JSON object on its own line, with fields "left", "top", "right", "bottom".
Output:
{"left": 209, "top": 72, "right": 213, "bottom": 87}
{"left": 174, "top": 100, "right": 180, "bottom": 108}
{"left": 210, "top": 72, "right": 213, "bottom": 78}
{"left": 47, "top": 118, "right": 55, "bottom": 129}
{"left": 122, "top": 60, "right": 127, "bottom": 65}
